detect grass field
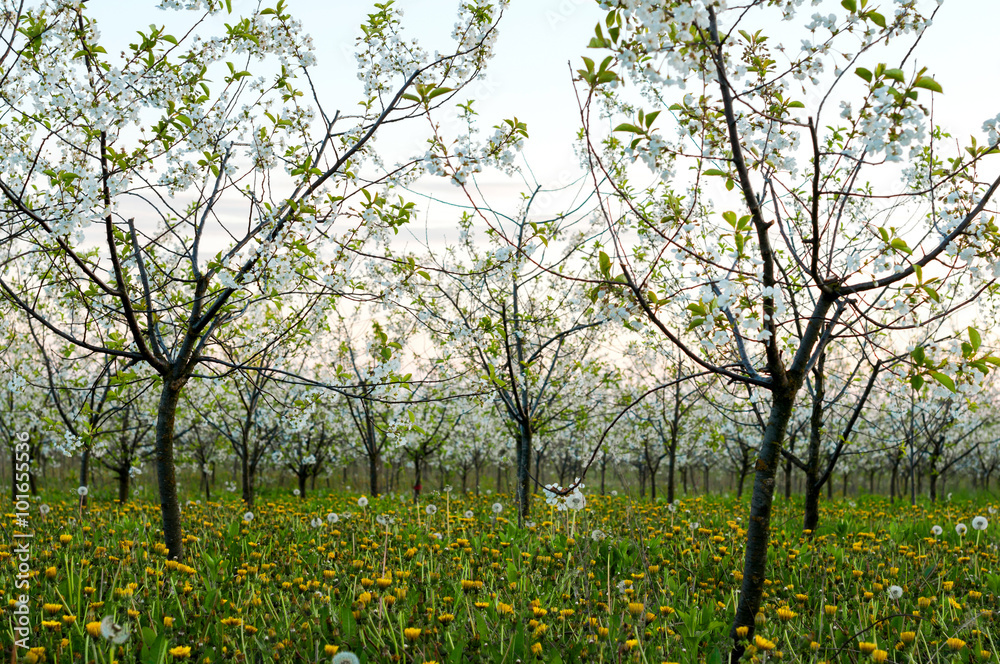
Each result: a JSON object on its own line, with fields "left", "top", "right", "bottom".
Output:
{"left": 2, "top": 491, "right": 998, "bottom": 663}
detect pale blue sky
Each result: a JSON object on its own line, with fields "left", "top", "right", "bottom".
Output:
{"left": 83, "top": 0, "right": 1000, "bottom": 242}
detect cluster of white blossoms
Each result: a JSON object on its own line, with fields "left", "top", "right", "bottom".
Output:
{"left": 5, "top": 372, "right": 26, "bottom": 393}
{"left": 423, "top": 124, "right": 526, "bottom": 187}
{"left": 543, "top": 480, "right": 587, "bottom": 512}
{"left": 852, "top": 86, "right": 928, "bottom": 163}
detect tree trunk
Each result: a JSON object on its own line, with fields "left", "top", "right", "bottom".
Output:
{"left": 929, "top": 456, "right": 939, "bottom": 502}
{"left": 118, "top": 470, "right": 130, "bottom": 504}
{"left": 79, "top": 448, "right": 90, "bottom": 508}
{"left": 804, "top": 360, "right": 824, "bottom": 531}
{"left": 297, "top": 472, "right": 307, "bottom": 500}
{"left": 890, "top": 460, "right": 898, "bottom": 503}
{"left": 600, "top": 453, "right": 607, "bottom": 495}
{"left": 413, "top": 457, "right": 423, "bottom": 503}
{"left": 240, "top": 444, "right": 253, "bottom": 508}
{"left": 737, "top": 465, "right": 747, "bottom": 499}
{"left": 368, "top": 451, "right": 380, "bottom": 496}
{"left": 804, "top": 480, "right": 821, "bottom": 532}
{"left": 703, "top": 464, "right": 709, "bottom": 495}
{"left": 667, "top": 440, "right": 677, "bottom": 503}
{"left": 154, "top": 377, "right": 186, "bottom": 561}
{"left": 730, "top": 388, "right": 795, "bottom": 658}
{"left": 516, "top": 424, "right": 532, "bottom": 523}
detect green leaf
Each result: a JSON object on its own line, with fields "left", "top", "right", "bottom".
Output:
{"left": 841, "top": 0, "right": 857, "bottom": 11}
{"left": 883, "top": 68, "right": 905, "bottom": 83}
{"left": 787, "top": 100, "right": 805, "bottom": 108}
{"left": 686, "top": 302, "right": 707, "bottom": 316}
{"left": 969, "top": 326, "right": 982, "bottom": 352}
{"left": 910, "top": 346, "right": 925, "bottom": 366}
{"left": 984, "top": 356, "right": 1000, "bottom": 366}
{"left": 890, "top": 237, "right": 911, "bottom": 255}
{"left": 340, "top": 605, "right": 358, "bottom": 640}
{"left": 910, "top": 375, "right": 924, "bottom": 390}
{"left": 866, "top": 11, "right": 886, "bottom": 28}
{"left": 426, "top": 86, "right": 453, "bottom": 101}
{"left": 855, "top": 67, "right": 873, "bottom": 83}
{"left": 913, "top": 76, "right": 942, "bottom": 93}
{"left": 929, "top": 371, "right": 956, "bottom": 393}
{"left": 612, "top": 123, "right": 644, "bottom": 134}
{"left": 598, "top": 251, "right": 611, "bottom": 278}
{"left": 704, "top": 168, "right": 727, "bottom": 176}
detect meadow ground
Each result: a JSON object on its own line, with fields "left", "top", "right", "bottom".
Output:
{"left": 1, "top": 491, "right": 997, "bottom": 663}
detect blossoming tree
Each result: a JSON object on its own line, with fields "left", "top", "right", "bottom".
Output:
{"left": 569, "top": 0, "right": 1000, "bottom": 656}
{"left": 0, "top": 0, "right": 514, "bottom": 559}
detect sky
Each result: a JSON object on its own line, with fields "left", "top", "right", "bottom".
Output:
{"left": 83, "top": 0, "right": 1000, "bottom": 210}
{"left": 77, "top": 0, "right": 1000, "bottom": 276}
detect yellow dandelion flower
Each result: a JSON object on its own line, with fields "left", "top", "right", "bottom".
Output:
{"left": 169, "top": 646, "right": 192, "bottom": 658}
{"left": 404, "top": 627, "right": 421, "bottom": 641}
{"left": 946, "top": 638, "right": 966, "bottom": 652}
{"left": 755, "top": 635, "right": 776, "bottom": 651}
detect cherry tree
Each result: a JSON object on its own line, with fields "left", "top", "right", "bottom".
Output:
{"left": 0, "top": 0, "right": 514, "bottom": 558}
{"left": 404, "top": 198, "right": 609, "bottom": 522}
{"left": 563, "top": 0, "right": 1000, "bottom": 654}
{"left": 0, "top": 316, "right": 45, "bottom": 499}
